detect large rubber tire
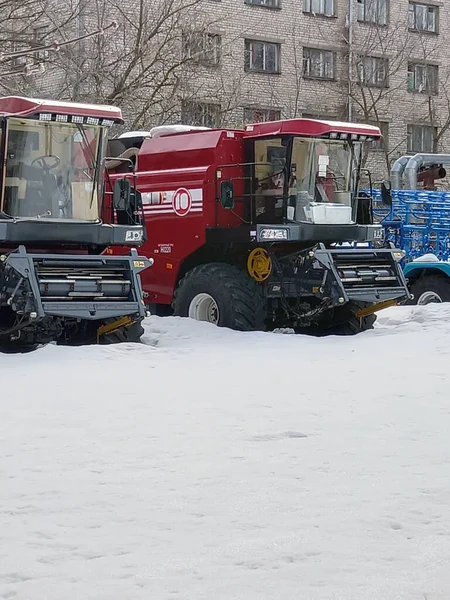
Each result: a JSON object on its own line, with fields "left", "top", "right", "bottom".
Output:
{"left": 408, "top": 274, "right": 450, "bottom": 305}
{"left": 173, "top": 263, "right": 266, "bottom": 331}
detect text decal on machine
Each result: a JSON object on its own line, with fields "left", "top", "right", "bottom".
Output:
{"left": 141, "top": 188, "right": 203, "bottom": 217}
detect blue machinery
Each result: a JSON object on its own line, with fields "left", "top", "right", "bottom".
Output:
{"left": 371, "top": 189, "right": 450, "bottom": 263}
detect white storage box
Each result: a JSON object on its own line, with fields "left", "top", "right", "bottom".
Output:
{"left": 304, "top": 202, "right": 352, "bottom": 225}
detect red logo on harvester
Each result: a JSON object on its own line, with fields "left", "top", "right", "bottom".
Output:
{"left": 173, "top": 188, "right": 192, "bottom": 217}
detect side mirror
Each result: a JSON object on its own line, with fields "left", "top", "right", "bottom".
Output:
{"left": 381, "top": 180, "right": 392, "bottom": 207}
{"left": 131, "top": 188, "right": 142, "bottom": 210}
{"left": 220, "top": 180, "right": 234, "bottom": 209}
{"left": 113, "top": 178, "right": 131, "bottom": 211}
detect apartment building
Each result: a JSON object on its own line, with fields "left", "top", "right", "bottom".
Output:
{"left": 180, "top": 0, "right": 450, "bottom": 178}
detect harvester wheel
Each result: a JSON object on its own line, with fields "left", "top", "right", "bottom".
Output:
{"left": 408, "top": 274, "right": 450, "bottom": 305}
{"left": 173, "top": 263, "right": 266, "bottom": 331}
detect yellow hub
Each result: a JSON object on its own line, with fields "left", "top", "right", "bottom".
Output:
{"left": 247, "top": 248, "right": 272, "bottom": 282}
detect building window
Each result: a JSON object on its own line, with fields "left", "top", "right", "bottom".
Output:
{"left": 181, "top": 101, "right": 221, "bottom": 127}
{"left": 357, "top": 0, "right": 388, "bottom": 25}
{"left": 407, "top": 124, "right": 436, "bottom": 153}
{"left": 245, "top": 0, "right": 281, "bottom": 7}
{"left": 245, "top": 40, "right": 280, "bottom": 73}
{"left": 357, "top": 55, "right": 388, "bottom": 87}
{"left": 368, "top": 121, "right": 389, "bottom": 151}
{"left": 182, "top": 32, "right": 221, "bottom": 66}
{"left": 243, "top": 107, "right": 281, "bottom": 123}
{"left": 408, "top": 3, "right": 438, "bottom": 33}
{"left": 303, "top": 48, "right": 335, "bottom": 80}
{"left": 407, "top": 63, "right": 438, "bottom": 95}
{"left": 32, "top": 26, "right": 50, "bottom": 61}
{"left": 9, "top": 40, "right": 28, "bottom": 69}
{"left": 302, "top": 112, "right": 335, "bottom": 120}
{"left": 303, "top": 0, "right": 334, "bottom": 16}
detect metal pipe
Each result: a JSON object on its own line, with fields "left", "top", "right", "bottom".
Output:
{"left": 347, "top": 0, "right": 353, "bottom": 122}
{"left": 404, "top": 154, "right": 450, "bottom": 189}
{"left": 390, "top": 156, "right": 410, "bottom": 189}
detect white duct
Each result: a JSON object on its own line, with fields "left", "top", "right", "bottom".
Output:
{"left": 390, "top": 156, "right": 410, "bottom": 190}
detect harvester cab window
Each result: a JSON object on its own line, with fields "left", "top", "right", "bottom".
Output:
{"left": 289, "top": 137, "right": 359, "bottom": 225}
{"left": 1, "top": 118, "right": 103, "bottom": 222}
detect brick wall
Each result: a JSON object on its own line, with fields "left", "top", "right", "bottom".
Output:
{"left": 183, "top": 0, "right": 450, "bottom": 181}
{"left": 12, "top": 0, "right": 450, "bottom": 183}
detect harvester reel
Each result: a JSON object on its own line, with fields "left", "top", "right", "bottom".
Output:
{"left": 247, "top": 247, "right": 272, "bottom": 282}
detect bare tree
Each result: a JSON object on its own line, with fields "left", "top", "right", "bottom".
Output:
{"left": 344, "top": 11, "right": 415, "bottom": 175}
{"left": 0, "top": 0, "right": 116, "bottom": 93}
{"left": 407, "top": 31, "right": 450, "bottom": 156}
{"left": 279, "top": 16, "right": 347, "bottom": 121}
{"left": 42, "top": 0, "right": 230, "bottom": 128}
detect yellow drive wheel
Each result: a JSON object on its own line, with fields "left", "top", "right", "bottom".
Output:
{"left": 247, "top": 248, "right": 272, "bottom": 282}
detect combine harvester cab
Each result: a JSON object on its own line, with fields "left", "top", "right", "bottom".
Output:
{"left": 0, "top": 96, "right": 152, "bottom": 350}
{"left": 106, "top": 120, "right": 410, "bottom": 335}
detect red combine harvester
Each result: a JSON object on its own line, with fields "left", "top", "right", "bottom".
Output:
{"left": 106, "top": 119, "right": 409, "bottom": 334}
{"left": 0, "top": 96, "right": 152, "bottom": 350}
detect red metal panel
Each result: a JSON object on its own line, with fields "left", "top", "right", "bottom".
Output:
{"left": 126, "top": 129, "right": 246, "bottom": 304}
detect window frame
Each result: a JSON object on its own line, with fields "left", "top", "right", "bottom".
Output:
{"left": 302, "top": 47, "right": 336, "bottom": 80}
{"left": 358, "top": 55, "right": 389, "bottom": 88}
{"left": 182, "top": 31, "right": 222, "bottom": 67}
{"left": 407, "top": 123, "right": 437, "bottom": 153}
{"left": 367, "top": 121, "right": 389, "bottom": 151}
{"left": 302, "top": 112, "right": 336, "bottom": 120}
{"left": 243, "top": 107, "right": 281, "bottom": 123}
{"left": 303, "top": 0, "right": 335, "bottom": 17}
{"left": 408, "top": 2, "right": 438, "bottom": 33}
{"left": 32, "top": 25, "right": 50, "bottom": 62}
{"left": 357, "top": 0, "right": 388, "bottom": 26}
{"left": 407, "top": 62, "right": 439, "bottom": 95}
{"left": 181, "top": 101, "right": 221, "bottom": 128}
{"left": 244, "top": 39, "right": 281, "bottom": 74}
{"left": 244, "top": 0, "right": 281, "bottom": 8}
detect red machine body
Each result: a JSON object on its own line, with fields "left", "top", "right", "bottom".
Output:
{"left": 106, "top": 119, "right": 383, "bottom": 307}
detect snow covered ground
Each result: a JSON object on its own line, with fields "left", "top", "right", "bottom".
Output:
{"left": 2, "top": 305, "right": 450, "bottom": 600}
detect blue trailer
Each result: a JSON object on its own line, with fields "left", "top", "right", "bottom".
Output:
{"left": 372, "top": 189, "right": 450, "bottom": 304}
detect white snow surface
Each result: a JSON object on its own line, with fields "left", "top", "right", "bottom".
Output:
{"left": 2, "top": 305, "right": 450, "bottom": 599}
